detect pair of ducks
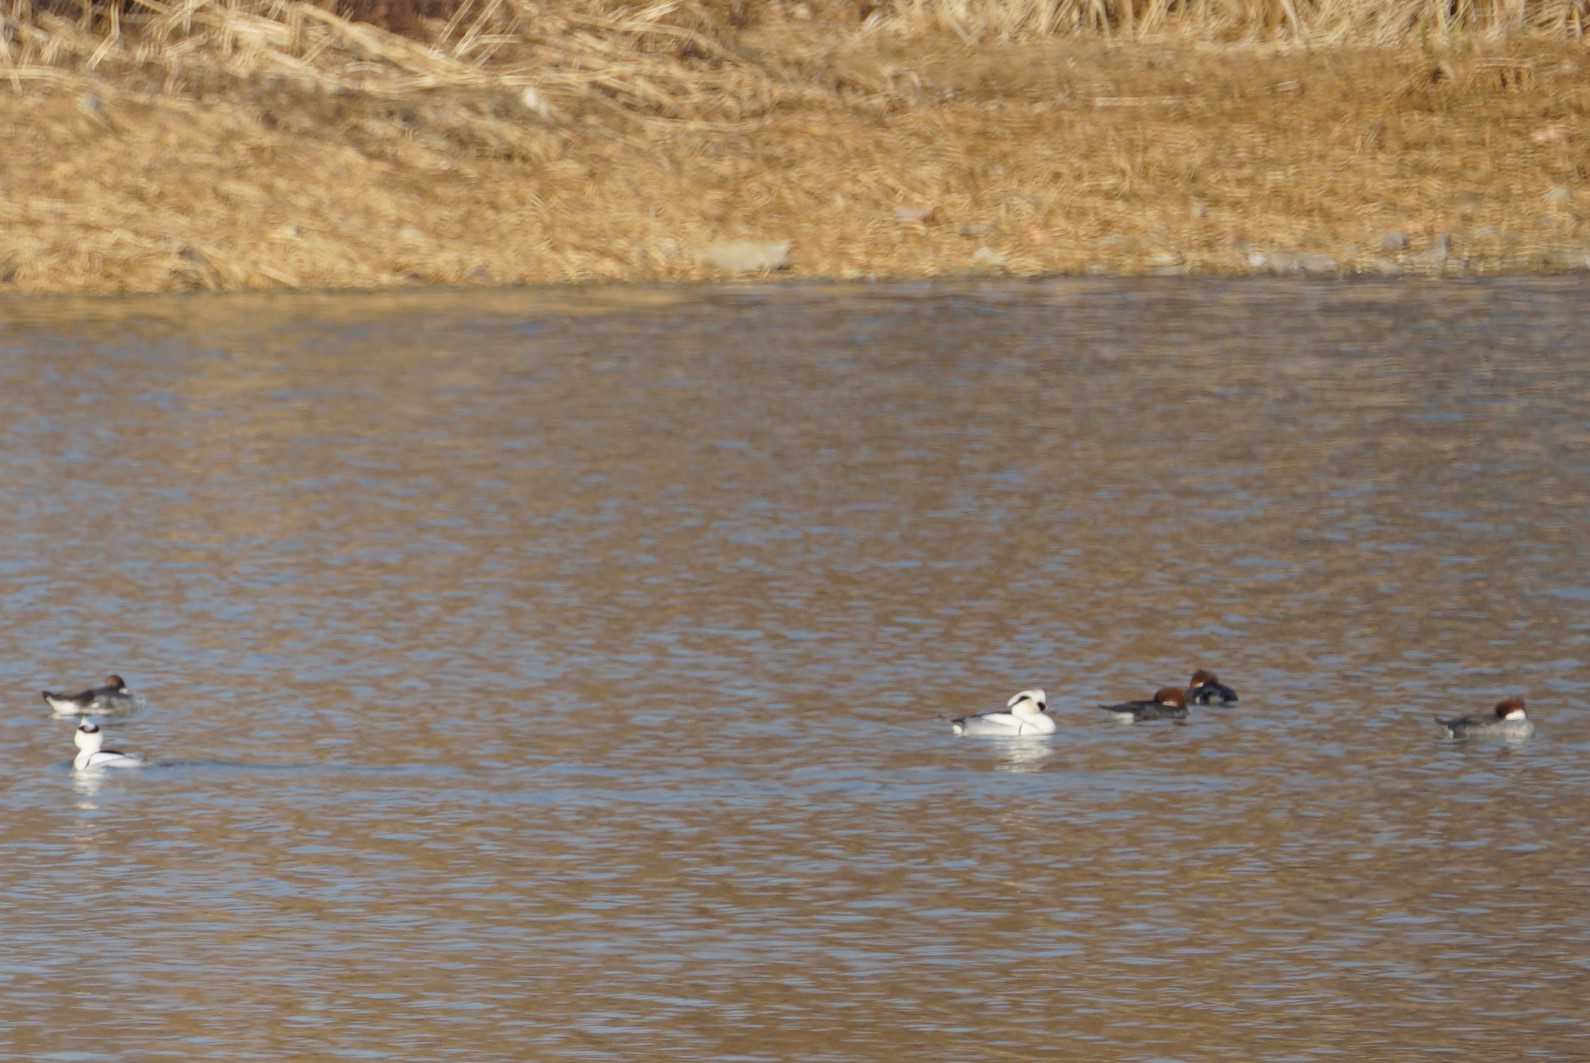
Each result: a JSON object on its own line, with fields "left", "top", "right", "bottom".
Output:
{"left": 951, "top": 670, "right": 1238, "bottom": 736}
{"left": 43, "top": 675, "right": 144, "bottom": 770}
{"left": 951, "top": 671, "right": 1534, "bottom": 740}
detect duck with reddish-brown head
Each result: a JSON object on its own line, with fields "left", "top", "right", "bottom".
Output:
{"left": 43, "top": 675, "right": 134, "bottom": 716}
{"left": 1187, "top": 669, "right": 1239, "bottom": 706}
{"left": 1435, "top": 697, "right": 1533, "bottom": 740}
{"left": 1099, "top": 687, "right": 1189, "bottom": 723}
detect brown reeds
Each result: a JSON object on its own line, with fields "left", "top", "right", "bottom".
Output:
{"left": 0, "top": 0, "right": 852, "bottom": 121}
{"left": 0, "top": 0, "right": 1582, "bottom": 118}
{"left": 875, "top": 0, "right": 1587, "bottom": 44}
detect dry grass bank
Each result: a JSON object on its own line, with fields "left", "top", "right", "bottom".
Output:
{"left": 881, "top": 0, "right": 1588, "bottom": 41}
{"left": 1, "top": 0, "right": 1587, "bottom": 293}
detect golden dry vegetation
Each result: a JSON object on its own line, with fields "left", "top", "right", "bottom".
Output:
{"left": 1, "top": 0, "right": 1588, "bottom": 293}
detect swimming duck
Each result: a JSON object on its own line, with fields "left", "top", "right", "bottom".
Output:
{"left": 43, "top": 675, "right": 134, "bottom": 716}
{"left": 1099, "top": 687, "right": 1189, "bottom": 722}
{"left": 952, "top": 689, "right": 1055, "bottom": 737}
{"left": 1435, "top": 696, "right": 1533, "bottom": 740}
{"left": 73, "top": 721, "right": 144, "bottom": 770}
{"left": 1187, "top": 669, "right": 1238, "bottom": 705}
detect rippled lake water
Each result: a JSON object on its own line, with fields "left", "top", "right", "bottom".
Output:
{"left": 2, "top": 279, "right": 1588, "bottom": 1060}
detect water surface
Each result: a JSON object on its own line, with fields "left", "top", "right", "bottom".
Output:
{"left": 2, "top": 279, "right": 1587, "bottom": 1060}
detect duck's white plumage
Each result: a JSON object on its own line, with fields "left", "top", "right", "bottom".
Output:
{"left": 952, "top": 688, "right": 1055, "bottom": 737}
{"left": 72, "top": 722, "right": 143, "bottom": 771}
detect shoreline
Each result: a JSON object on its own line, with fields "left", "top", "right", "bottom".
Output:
{"left": 4, "top": 32, "right": 1587, "bottom": 296}
{"left": 6, "top": 273, "right": 1585, "bottom": 326}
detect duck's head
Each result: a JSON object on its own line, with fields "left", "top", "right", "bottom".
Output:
{"left": 74, "top": 722, "right": 104, "bottom": 753}
{"left": 1154, "top": 688, "right": 1188, "bottom": 709}
{"left": 1006, "top": 689, "right": 1047, "bottom": 717}
{"left": 1494, "top": 696, "right": 1527, "bottom": 721}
